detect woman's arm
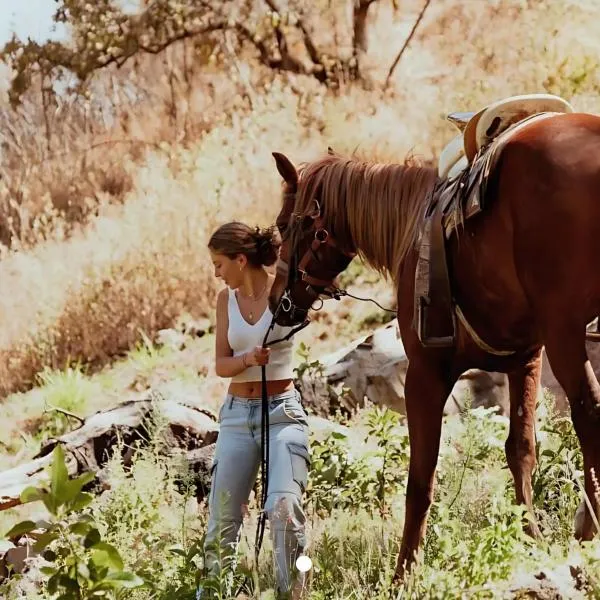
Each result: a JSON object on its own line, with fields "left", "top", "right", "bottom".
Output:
{"left": 214, "top": 289, "right": 269, "bottom": 377}
{"left": 215, "top": 289, "right": 246, "bottom": 377}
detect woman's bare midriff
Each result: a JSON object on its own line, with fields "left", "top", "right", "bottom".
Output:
{"left": 228, "top": 378, "right": 294, "bottom": 398}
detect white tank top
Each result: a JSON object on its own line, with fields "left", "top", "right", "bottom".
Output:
{"left": 227, "top": 288, "right": 296, "bottom": 383}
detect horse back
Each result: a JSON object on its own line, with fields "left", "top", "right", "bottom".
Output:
{"left": 447, "top": 111, "right": 600, "bottom": 357}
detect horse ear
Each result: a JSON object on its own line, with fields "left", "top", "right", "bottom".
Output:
{"left": 272, "top": 152, "right": 298, "bottom": 189}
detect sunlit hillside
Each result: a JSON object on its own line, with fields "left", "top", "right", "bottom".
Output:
{"left": 1, "top": 1, "right": 600, "bottom": 598}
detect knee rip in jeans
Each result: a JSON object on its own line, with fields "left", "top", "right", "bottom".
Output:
{"left": 265, "top": 492, "right": 304, "bottom": 527}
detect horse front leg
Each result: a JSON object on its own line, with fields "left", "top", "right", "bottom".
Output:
{"left": 394, "top": 359, "right": 452, "bottom": 582}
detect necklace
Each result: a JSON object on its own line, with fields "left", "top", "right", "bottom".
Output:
{"left": 239, "top": 281, "right": 268, "bottom": 301}
{"left": 239, "top": 280, "right": 268, "bottom": 321}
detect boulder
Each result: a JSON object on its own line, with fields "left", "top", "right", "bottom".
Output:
{"left": 296, "top": 319, "right": 582, "bottom": 418}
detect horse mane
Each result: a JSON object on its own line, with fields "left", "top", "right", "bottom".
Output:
{"left": 295, "top": 153, "right": 438, "bottom": 279}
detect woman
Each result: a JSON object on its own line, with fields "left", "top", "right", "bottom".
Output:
{"left": 199, "top": 221, "right": 310, "bottom": 600}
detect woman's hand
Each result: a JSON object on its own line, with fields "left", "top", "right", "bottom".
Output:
{"left": 243, "top": 346, "right": 270, "bottom": 367}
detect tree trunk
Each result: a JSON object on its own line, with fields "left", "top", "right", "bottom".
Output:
{"left": 353, "top": 0, "right": 375, "bottom": 55}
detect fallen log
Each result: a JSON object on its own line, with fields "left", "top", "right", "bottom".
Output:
{"left": 0, "top": 391, "right": 219, "bottom": 512}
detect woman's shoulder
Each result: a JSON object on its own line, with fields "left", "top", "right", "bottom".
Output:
{"left": 217, "top": 287, "right": 232, "bottom": 308}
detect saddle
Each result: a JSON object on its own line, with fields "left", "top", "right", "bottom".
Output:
{"left": 414, "top": 93, "right": 574, "bottom": 348}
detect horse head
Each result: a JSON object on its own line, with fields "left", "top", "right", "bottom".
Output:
{"left": 269, "top": 151, "right": 355, "bottom": 326}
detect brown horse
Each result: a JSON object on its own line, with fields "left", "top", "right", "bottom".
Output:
{"left": 268, "top": 111, "right": 600, "bottom": 582}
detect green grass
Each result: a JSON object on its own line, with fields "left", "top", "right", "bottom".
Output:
{"left": 1, "top": 323, "right": 599, "bottom": 599}
{"left": 2, "top": 390, "right": 600, "bottom": 599}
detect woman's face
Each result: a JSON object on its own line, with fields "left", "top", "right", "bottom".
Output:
{"left": 210, "top": 250, "right": 246, "bottom": 289}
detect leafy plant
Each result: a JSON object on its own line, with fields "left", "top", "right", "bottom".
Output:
{"left": 293, "top": 342, "right": 325, "bottom": 382}
{"left": 532, "top": 392, "right": 583, "bottom": 542}
{"left": 307, "top": 406, "right": 409, "bottom": 516}
{"left": 2, "top": 445, "right": 143, "bottom": 599}
{"left": 364, "top": 406, "right": 409, "bottom": 514}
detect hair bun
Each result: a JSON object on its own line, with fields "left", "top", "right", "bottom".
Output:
{"left": 253, "top": 225, "right": 280, "bottom": 267}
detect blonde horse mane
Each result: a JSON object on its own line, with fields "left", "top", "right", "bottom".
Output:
{"left": 294, "top": 153, "right": 438, "bottom": 279}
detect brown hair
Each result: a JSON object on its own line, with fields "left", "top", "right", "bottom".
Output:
{"left": 208, "top": 221, "right": 280, "bottom": 267}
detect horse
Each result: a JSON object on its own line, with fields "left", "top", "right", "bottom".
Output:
{"left": 267, "top": 111, "right": 600, "bottom": 583}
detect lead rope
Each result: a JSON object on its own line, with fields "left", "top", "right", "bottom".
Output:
{"left": 255, "top": 317, "right": 310, "bottom": 561}
{"left": 234, "top": 285, "right": 391, "bottom": 596}
{"left": 323, "top": 287, "right": 396, "bottom": 314}
{"left": 234, "top": 312, "right": 309, "bottom": 598}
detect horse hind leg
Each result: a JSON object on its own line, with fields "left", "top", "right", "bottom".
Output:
{"left": 505, "top": 349, "right": 544, "bottom": 539}
{"left": 543, "top": 323, "right": 600, "bottom": 540}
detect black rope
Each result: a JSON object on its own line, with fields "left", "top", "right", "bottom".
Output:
{"left": 233, "top": 312, "right": 309, "bottom": 598}
{"left": 233, "top": 282, "right": 386, "bottom": 596}
{"left": 323, "top": 287, "right": 396, "bottom": 313}
{"left": 254, "top": 318, "right": 310, "bottom": 561}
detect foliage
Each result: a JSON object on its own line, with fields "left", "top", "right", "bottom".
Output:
{"left": 532, "top": 391, "right": 584, "bottom": 542}
{"left": 0, "top": 0, "right": 404, "bottom": 108}
{"left": 306, "top": 405, "right": 409, "bottom": 516}
{"left": 3, "top": 389, "right": 600, "bottom": 599}
{"left": 293, "top": 342, "right": 325, "bottom": 382}
{"left": 2, "top": 445, "right": 144, "bottom": 599}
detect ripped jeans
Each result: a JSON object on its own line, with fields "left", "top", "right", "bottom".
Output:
{"left": 204, "top": 389, "right": 310, "bottom": 596}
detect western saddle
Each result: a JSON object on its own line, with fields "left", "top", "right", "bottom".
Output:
{"left": 414, "top": 93, "right": 574, "bottom": 350}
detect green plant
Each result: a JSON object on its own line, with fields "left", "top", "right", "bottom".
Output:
{"left": 336, "top": 256, "right": 381, "bottom": 288}
{"left": 2, "top": 445, "right": 143, "bottom": 599}
{"left": 307, "top": 406, "right": 409, "bottom": 516}
{"left": 293, "top": 342, "right": 325, "bottom": 381}
{"left": 34, "top": 364, "right": 93, "bottom": 439}
{"left": 532, "top": 392, "right": 583, "bottom": 542}
{"left": 365, "top": 406, "right": 409, "bottom": 515}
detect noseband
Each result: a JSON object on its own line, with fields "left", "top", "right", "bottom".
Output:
{"left": 276, "top": 200, "right": 355, "bottom": 321}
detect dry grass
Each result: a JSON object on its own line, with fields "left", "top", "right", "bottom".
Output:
{"left": 1, "top": 0, "right": 600, "bottom": 398}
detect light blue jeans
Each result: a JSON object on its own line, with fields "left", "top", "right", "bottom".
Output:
{"left": 204, "top": 388, "right": 310, "bottom": 596}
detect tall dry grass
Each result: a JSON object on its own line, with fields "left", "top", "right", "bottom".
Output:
{"left": 1, "top": 0, "right": 600, "bottom": 398}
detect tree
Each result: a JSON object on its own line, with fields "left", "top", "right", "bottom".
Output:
{"left": 0, "top": 0, "right": 400, "bottom": 108}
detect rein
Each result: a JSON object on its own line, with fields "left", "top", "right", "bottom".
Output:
{"left": 254, "top": 311, "right": 309, "bottom": 564}
{"left": 234, "top": 300, "right": 308, "bottom": 597}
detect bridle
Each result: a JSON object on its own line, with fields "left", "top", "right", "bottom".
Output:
{"left": 276, "top": 198, "right": 356, "bottom": 322}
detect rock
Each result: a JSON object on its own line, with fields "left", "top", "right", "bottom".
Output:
{"left": 0, "top": 535, "right": 41, "bottom": 582}
{"left": 507, "top": 566, "right": 585, "bottom": 599}
{"left": 0, "top": 390, "right": 219, "bottom": 511}
{"left": 297, "top": 319, "right": 514, "bottom": 417}
{"left": 306, "top": 415, "right": 351, "bottom": 441}
{"left": 297, "top": 317, "right": 600, "bottom": 419}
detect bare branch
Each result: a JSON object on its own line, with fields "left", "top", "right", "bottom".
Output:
{"left": 45, "top": 404, "right": 85, "bottom": 427}
{"left": 263, "top": 0, "right": 326, "bottom": 81}
{"left": 385, "top": 0, "right": 432, "bottom": 88}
